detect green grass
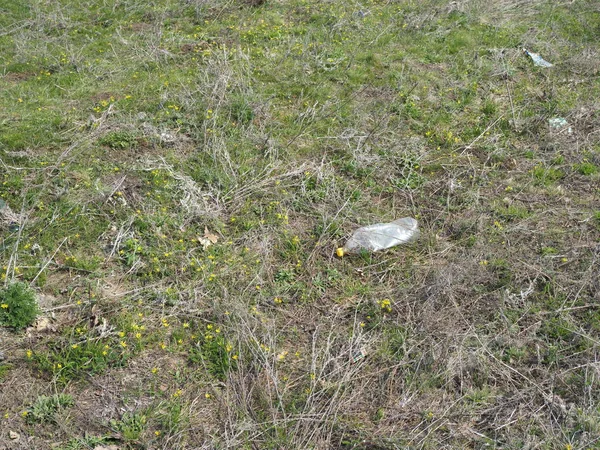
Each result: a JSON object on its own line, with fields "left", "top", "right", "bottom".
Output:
{"left": 1, "top": 0, "right": 600, "bottom": 448}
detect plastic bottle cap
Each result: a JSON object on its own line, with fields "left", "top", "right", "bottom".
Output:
{"left": 336, "top": 247, "right": 344, "bottom": 257}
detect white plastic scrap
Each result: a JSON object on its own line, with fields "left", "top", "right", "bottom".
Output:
{"left": 524, "top": 48, "right": 553, "bottom": 68}
{"left": 549, "top": 117, "right": 572, "bottom": 134}
{"left": 352, "top": 346, "right": 367, "bottom": 362}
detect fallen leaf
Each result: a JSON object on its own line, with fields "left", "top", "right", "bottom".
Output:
{"left": 9, "top": 430, "right": 20, "bottom": 441}
{"left": 204, "top": 226, "right": 219, "bottom": 244}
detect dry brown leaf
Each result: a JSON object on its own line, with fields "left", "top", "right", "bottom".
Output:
{"left": 204, "top": 226, "right": 219, "bottom": 244}
{"left": 197, "top": 227, "right": 219, "bottom": 250}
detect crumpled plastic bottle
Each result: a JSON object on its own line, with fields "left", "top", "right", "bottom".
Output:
{"left": 523, "top": 48, "right": 553, "bottom": 68}
{"left": 337, "top": 217, "right": 419, "bottom": 256}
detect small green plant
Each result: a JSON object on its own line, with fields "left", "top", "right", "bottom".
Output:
{"left": 0, "top": 363, "right": 11, "bottom": 380}
{"left": 26, "top": 393, "right": 74, "bottom": 424}
{"left": 495, "top": 203, "right": 530, "bottom": 221}
{"left": 98, "top": 131, "right": 138, "bottom": 149}
{"left": 274, "top": 268, "right": 295, "bottom": 283}
{"left": 466, "top": 387, "right": 492, "bottom": 404}
{"left": 532, "top": 166, "right": 564, "bottom": 186}
{"left": 229, "top": 98, "right": 254, "bottom": 124}
{"left": 33, "top": 337, "right": 131, "bottom": 383}
{"left": 575, "top": 162, "right": 598, "bottom": 176}
{"left": 54, "top": 436, "right": 109, "bottom": 450}
{"left": 156, "top": 400, "right": 188, "bottom": 434}
{"left": 110, "top": 411, "right": 148, "bottom": 441}
{"left": 189, "top": 326, "right": 237, "bottom": 380}
{"left": 0, "top": 282, "right": 39, "bottom": 330}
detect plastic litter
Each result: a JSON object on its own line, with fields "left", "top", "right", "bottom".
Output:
{"left": 352, "top": 346, "right": 367, "bottom": 362}
{"left": 549, "top": 117, "right": 572, "bottom": 134}
{"left": 337, "top": 217, "right": 419, "bottom": 255}
{"left": 549, "top": 117, "right": 568, "bottom": 129}
{"left": 524, "top": 48, "right": 553, "bottom": 68}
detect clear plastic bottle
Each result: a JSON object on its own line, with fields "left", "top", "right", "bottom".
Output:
{"left": 337, "top": 217, "right": 419, "bottom": 255}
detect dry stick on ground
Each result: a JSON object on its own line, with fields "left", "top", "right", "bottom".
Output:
{"left": 461, "top": 113, "right": 506, "bottom": 155}
{"left": 2, "top": 99, "right": 114, "bottom": 287}
{"left": 4, "top": 201, "right": 29, "bottom": 286}
{"left": 30, "top": 238, "right": 68, "bottom": 286}
{"left": 103, "top": 175, "right": 127, "bottom": 206}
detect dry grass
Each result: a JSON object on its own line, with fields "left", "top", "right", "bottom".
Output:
{"left": 1, "top": 0, "right": 600, "bottom": 448}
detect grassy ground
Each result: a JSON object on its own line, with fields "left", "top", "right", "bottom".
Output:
{"left": 1, "top": 0, "right": 600, "bottom": 448}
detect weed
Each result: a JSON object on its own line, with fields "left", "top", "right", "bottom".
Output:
{"left": 189, "top": 326, "right": 237, "bottom": 380}
{"left": 532, "top": 165, "right": 564, "bottom": 186}
{"left": 54, "top": 436, "right": 110, "bottom": 450}
{"left": 110, "top": 411, "right": 147, "bottom": 441}
{"left": 33, "top": 337, "right": 132, "bottom": 383}
{"left": 0, "top": 282, "right": 39, "bottom": 330}
{"left": 576, "top": 162, "right": 598, "bottom": 176}
{"left": 26, "top": 393, "right": 74, "bottom": 424}
{"left": 0, "top": 363, "right": 11, "bottom": 380}
{"left": 98, "top": 131, "right": 138, "bottom": 149}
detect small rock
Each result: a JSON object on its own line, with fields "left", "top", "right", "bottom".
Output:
{"left": 9, "top": 430, "right": 20, "bottom": 441}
